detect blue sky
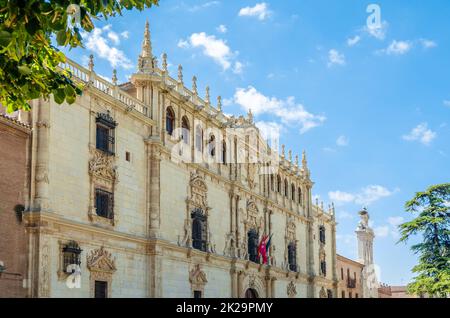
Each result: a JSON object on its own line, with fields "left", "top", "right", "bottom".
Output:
{"left": 63, "top": 0, "right": 450, "bottom": 285}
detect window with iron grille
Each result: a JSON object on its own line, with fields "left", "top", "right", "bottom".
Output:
{"left": 288, "top": 242, "right": 297, "bottom": 272}
{"left": 320, "top": 260, "right": 327, "bottom": 276}
{"left": 96, "top": 112, "right": 117, "bottom": 156}
{"left": 62, "top": 241, "right": 82, "bottom": 273}
{"left": 248, "top": 229, "right": 259, "bottom": 263}
{"left": 191, "top": 209, "right": 207, "bottom": 252}
{"left": 95, "top": 189, "right": 114, "bottom": 219}
{"left": 193, "top": 290, "right": 202, "bottom": 298}
{"left": 94, "top": 281, "right": 108, "bottom": 298}
{"left": 327, "top": 289, "right": 333, "bottom": 298}
{"left": 319, "top": 225, "right": 326, "bottom": 244}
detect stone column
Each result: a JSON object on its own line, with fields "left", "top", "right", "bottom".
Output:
{"left": 148, "top": 143, "right": 161, "bottom": 238}
{"left": 33, "top": 98, "right": 50, "bottom": 212}
{"left": 230, "top": 267, "right": 238, "bottom": 298}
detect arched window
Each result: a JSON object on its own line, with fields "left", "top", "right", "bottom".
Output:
{"left": 195, "top": 125, "right": 203, "bottom": 152}
{"left": 166, "top": 107, "right": 175, "bottom": 136}
{"left": 284, "top": 179, "right": 289, "bottom": 197}
{"left": 277, "top": 175, "right": 281, "bottom": 193}
{"left": 208, "top": 135, "right": 216, "bottom": 158}
{"left": 319, "top": 225, "right": 326, "bottom": 244}
{"left": 291, "top": 184, "right": 296, "bottom": 201}
{"left": 191, "top": 208, "right": 207, "bottom": 252}
{"left": 288, "top": 242, "right": 297, "bottom": 272}
{"left": 298, "top": 187, "right": 302, "bottom": 204}
{"left": 221, "top": 140, "right": 227, "bottom": 164}
{"left": 181, "top": 116, "right": 190, "bottom": 144}
{"left": 248, "top": 229, "right": 259, "bottom": 263}
{"left": 270, "top": 175, "right": 274, "bottom": 191}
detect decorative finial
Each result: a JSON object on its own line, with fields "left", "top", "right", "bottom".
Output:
{"left": 88, "top": 54, "right": 94, "bottom": 72}
{"left": 178, "top": 65, "right": 183, "bottom": 84}
{"left": 295, "top": 155, "right": 299, "bottom": 168}
{"left": 205, "top": 86, "right": 210, "bottom": 104}
{"left": 302, "top": 150, "right": 308, "bottom": 168}
{"left": 321, "top": 201, "right": 324, "bottom": 211}
{"left": 247, "top": 109, "right": 254, "bottom": 123}
{"left": 162, "top": 53, "right": 168, "bottom": 73}
{"left": 316, "top": 198, "right": 319, "bottom": 206}
{"left": 112, "top": 69, "right": 117, "bottom": 85}
{"left": 288, "top": 150, "right": 292, "bottom": 163}
{"left": 138, "top": 20, "right": 154, "bottom": 73}
{"left": 141, "top": 20, "right": 152, "bottom": 58}
{"left": 282, "top": 144, "right": 285, "bottom": 159}
{"left": 217, "top": 96, "right": 222, "bottom": 112}
{"left": 192, "top": 76, "right": 198, "bottom": 95}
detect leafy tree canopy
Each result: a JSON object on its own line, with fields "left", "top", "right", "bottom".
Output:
{"left": 399, "top": 183, "right": 450, "bottom": 298}
{"left": 0, "top": 0, "right": 158, "bottom": 112}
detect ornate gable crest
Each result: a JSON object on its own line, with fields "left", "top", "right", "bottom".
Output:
{"left": 87, "top": 247, "right": 117, "bottom": 273}
{"left": 287, "top": 281, "right": 297, "bottom": 298}
{"left": 189, "top": 264, "right": 208, "bottom": 285}
{"left": 189, "top": 172, "right": 208, "bottom": 209}
{"left": 89, "top": 149, "right": 118, "bottom": 182}
{"left": 246, "top": 199, "right": 262, "bottom": 230}
{"left": 286, "top": 216, "right": 296, "bottom": 242}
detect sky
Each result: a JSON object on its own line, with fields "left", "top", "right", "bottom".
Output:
{"left": 62, "top": 0, "right": 450, "bottom": 286}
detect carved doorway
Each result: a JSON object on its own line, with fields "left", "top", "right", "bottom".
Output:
{"left": 245, "top": 288, "right": 259, "bottom": 298}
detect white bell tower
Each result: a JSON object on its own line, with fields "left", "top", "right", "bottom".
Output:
{"left": 355, "top": 208, "right": 379, "bottom": 298}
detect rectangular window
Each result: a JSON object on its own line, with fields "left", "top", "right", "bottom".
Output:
{"left": 194, "top": 291, "right": 202, "bottom": 299}
{"left": 95, "top": 189, "right": 114, "bottom": 219}
{"left": 94, "top": 281, "right": 108, "bottom": 298}
{"left": 341, "top": 291, "right": 345, "bottom": 298}
{"left": 125, "top": 151, "right": 131, "bottom": 162}
{"left": 96, "top": 124, "right": 115, "bottom": 155}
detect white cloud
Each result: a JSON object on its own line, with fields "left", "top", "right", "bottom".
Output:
{"left": 233, "top": 61, "right": 244, "bottom": 74}
{"left": 189, "top": 1, "right": 220, "bottom": 12}
{"left": 217, "top": 24, "right": 227, "bottom": 34}
{"left": 107, "top": 31, "right": 120, "bottom": 45}
{"left": 355, "top": 185, "right": 396, "bottom": 205}
{"left": 364, "top": 21, "right": 388, "bottom": 40}
{"left": 231, "top": 86, "right": 326, "bottom": 134}
{"left": 336, "top": 135, "right": 349, "bottom": 147}
{"left": 238, "top": 2, "right": 271, "bottom": 20}
{"left": 403, "top": 123, "right": 437, "bottom": 145}
{"left": 444, "top": 100, "right": 450, "bottom": 108}
{"left": 178, "top": 32, "right": 241, "bottom": 72}
{"left": 420, "top": 39, "right": 437, "bottom": 49}
{"left": 120, "top": 31, "right": 130, "bottom": 39}
{"left": 380, "top": 40, "right": 412, "bottom": 55}
{"left": 329, "top": 185, "right": 397, "bottom": 206}
{"left": 347, "top": 35, "right": 361, "bottom": 47}
{"left": 255, "top": 121, "right": 282, "bottom": 141}
{"left": 374, "top": 226, "right": 390, "bottom": 238}
{"left": 329, "top": 191, "right": 355, "bottom": 203}
{"left": 328, "top": 49, "right": 346, "bottom": 67}
{"left": 388, "top": 216, "right": 404, "bottom": 227}
{"left": 177, "top": 39, "right": 190, "bottom": 49}
{"left": 82, "top": 27, "right": 133, "bottom": 69}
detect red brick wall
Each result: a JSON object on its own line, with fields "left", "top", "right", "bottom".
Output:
{"left": 0, "top": 119, "right": 29, "bottom": 298}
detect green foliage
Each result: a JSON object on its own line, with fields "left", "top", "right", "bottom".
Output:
{"left": 0, "top": 0, "right": 158, "bottom": 112}
{"left": 399, "top": 183, "right": 450, "bottom": 298}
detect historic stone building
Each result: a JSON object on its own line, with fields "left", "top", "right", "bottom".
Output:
{"left": 336, "top": 254, "right": 364, "bottom": 298}
{"left": 5, "top": 22, "right": 339, "bottom": 298}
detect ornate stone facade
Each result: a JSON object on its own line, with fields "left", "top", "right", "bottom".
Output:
{"left": 8, "top": 22, "right": 338, "bottom": 298}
